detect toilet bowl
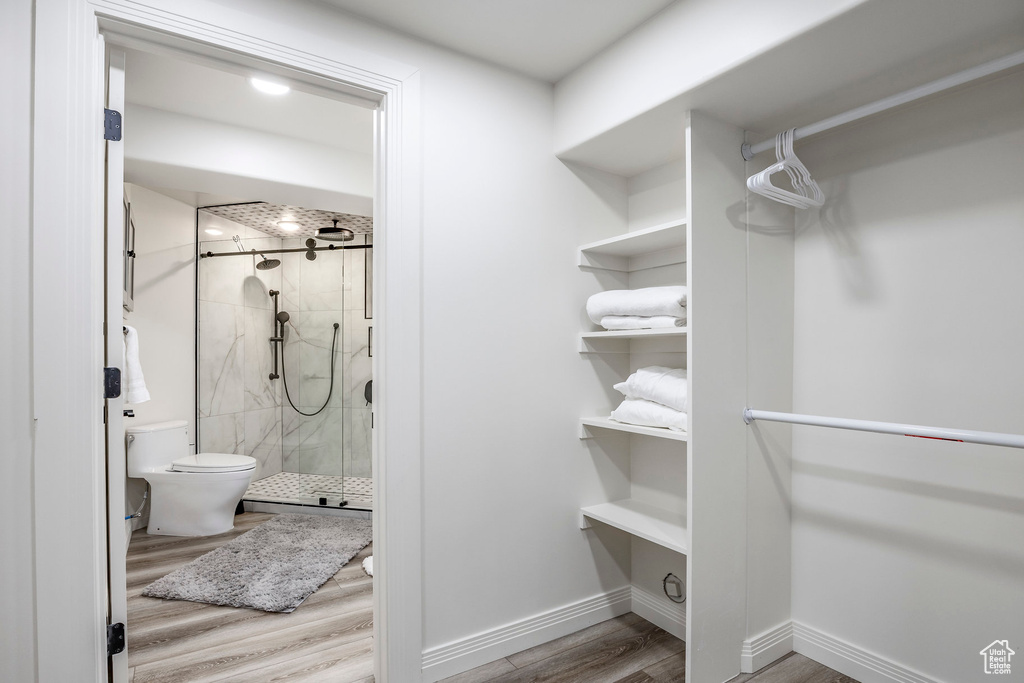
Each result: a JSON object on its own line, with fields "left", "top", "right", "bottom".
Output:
{"left": 126, "top": 420, "right": 256, "bottom": 537}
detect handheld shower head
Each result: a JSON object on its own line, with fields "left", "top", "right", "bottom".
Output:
{"left": 277, "top": 311, "right": 290, "bottom": 324}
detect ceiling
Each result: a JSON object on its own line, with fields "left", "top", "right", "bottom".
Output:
{"left": 314, "top": 0, "right": 678, "bottom": 82}
{"left": 124, "top": 48, "right": 373, "bottom": 155}
{"left": 200, "top": 202, "right": 373, "bottom": 239}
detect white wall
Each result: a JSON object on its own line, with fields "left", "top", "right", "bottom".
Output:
{"left": 552, "top": 0, "right": 865, "bottom": 156}
{"left": 415, "top": 56, "right": 632, "bottom": 654}
{"left": 124, "top": 185, "right": 197, "bottom": 438}
{"left": 121, "top": 185, "right": 199, "bottom": 524}
{"left": 125, "top": 105, "right": 373, "bottom": 216}
{"left": 791, "top": 70, "right": 1024, "bottom": 682}
{"left": 0, "top": 0, "right": 38, "bottom": 680}
{"left": 627, "top": 160, "right": 686, "bottom": 231}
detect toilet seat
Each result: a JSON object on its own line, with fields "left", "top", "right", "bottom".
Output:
{"left": 171, "top": 452, "right": 256, "bottom": 473}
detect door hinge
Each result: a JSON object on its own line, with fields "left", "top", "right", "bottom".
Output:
{"left": 104, "top": 367, "right": 122, "bottom": 399}
{"left": 104, "top": 109, "right": 122, "bottom": 141}
{"left": 107, "top": 622, "right": 125, "bottom": 657}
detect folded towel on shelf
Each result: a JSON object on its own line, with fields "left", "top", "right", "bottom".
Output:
{"left": 610, "top": 397, "right": 688, "bottom": 432}
{"left": 600, "top": 315, "right": 686, "bottom": 330}
{"left": 122, "top": 324, "right": 151, "bottom": 404}
{"left": 614, "top": 366, "right": 687, "bottom": 413}
{"left": 586, "top": 286, "right": 687, "bottom": 324}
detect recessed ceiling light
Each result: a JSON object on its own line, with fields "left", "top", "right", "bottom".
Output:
{"left": 277, "top": 221, "right": 300, "bottom": 231}
{"left": 204, "top": 228, "right": 223, "bottom": 236}
{"left": 250, "top": 77, "right": 290, "bottom": 96}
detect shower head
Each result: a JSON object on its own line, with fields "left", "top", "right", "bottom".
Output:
{"left": 256, "top": 256, "right": 281, "bottom": 270}
{"left": 277, "top": 311, "right": 290, "bottom": 324}
{"left": 315, "top": 219, "right": 355, "bottom": 242}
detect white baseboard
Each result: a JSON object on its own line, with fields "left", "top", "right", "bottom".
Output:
{"left": 630, "top": 584, "right": 686, "bottom": 641}
{"left": 420, "top": 586, "right": 632, "bottom": 682}
{"left": 792, "top": 622, "right": 939, "bottom": 683}
{"left": 741, "top": 621, "right": 794, "bottom": 673}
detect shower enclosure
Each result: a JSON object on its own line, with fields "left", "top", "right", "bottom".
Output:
{"left": 195, "top": 203, "right": 373, "bottom": 510}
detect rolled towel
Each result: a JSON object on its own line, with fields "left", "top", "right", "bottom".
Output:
{"left": 122, "top": 324, "right": 151, "bottom": 404}
{"left": 611, "top": 397, "right": 688, "bottom": 432}
{"left": 600, "top": 314, "right": 686, "bottom": 330}
{"left": 613, "top": 366, "right": 687, "bottom": 412}
{"left": 586, "top": 286, "right": 687, "bottom": 324}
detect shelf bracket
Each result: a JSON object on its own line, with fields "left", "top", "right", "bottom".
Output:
{"left": 578, "top": 511, "right": 593, "bottom": 530}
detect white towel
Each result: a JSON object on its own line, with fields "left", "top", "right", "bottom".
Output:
{"left": 613, "top": 366, "right": 687, "bottom": 412}
{"left": 586, "top": 286, "right": 687, "bottom": 324}
{"left": 122, "top": 325, "right": 151, "bottom": 404}
{"left": 600, "top": 315, "right": 686, "bottom": 330}
{"left": 610, "top": 398, "right": 688, "bottom": 432}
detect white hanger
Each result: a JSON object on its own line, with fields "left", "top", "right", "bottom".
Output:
{"left": 746, "top": 128, "right": 824, "bottom": 209}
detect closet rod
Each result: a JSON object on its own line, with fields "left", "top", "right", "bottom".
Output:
{"left": 741, "top": 48, "right": 1024, "bottom": 161}
{"left": 743, "top": 408, "right": 1024, "bottom": 450}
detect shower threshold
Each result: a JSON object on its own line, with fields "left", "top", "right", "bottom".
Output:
{"left": 243, "top": 472, "right": 373, "bottom": 513}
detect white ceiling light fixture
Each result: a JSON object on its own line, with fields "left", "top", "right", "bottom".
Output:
{"left": 277, "top": 221, "right": 301, "bottom": 231}
{"left": 249, "top": 77, "right": 290, "bottom": 96}
{"left": 204, "top": 228, "right": 223, "bottom": 236}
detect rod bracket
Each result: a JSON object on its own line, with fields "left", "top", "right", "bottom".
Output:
{"left": 743, "top": 408, "right": 754, "bottom": 425}
{"left": 740, "top": 142, "right": 754, "bottom": 161}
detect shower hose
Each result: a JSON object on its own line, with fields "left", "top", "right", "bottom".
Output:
{"left": 280, "top": 322, "right": 340, "bottom": 417}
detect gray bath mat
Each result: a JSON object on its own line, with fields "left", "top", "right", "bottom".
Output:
{"left": 141, "top": 514, "right": 372, "bottom": 613}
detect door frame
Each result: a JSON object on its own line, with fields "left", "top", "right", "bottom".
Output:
{"left": 32, "top": 1, "right": 423, "bottom": 680}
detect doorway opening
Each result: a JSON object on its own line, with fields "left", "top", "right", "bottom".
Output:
{"left": 114, "top": 42, "right": 379, "bottom": 683}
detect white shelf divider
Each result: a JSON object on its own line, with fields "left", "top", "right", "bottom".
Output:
{"left": 579, "top": 499, "right": 688, "bottom": 555}
{"left": 579, "top": 416, "right": 688, "bottom": 442}
{"left": 578, "top": 219, "right": 687, "bottom": 272}
{"left": 578, "top": 327, "right": 687, "bottom": 353}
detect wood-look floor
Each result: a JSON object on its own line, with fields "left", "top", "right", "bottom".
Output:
{"left": 126, "top": 512, "right": 374, "bottom": 683}
{"left": 128, "top": 512, "right": 858, "bottom": 683}
{"left": 441, "top": 613, "right": 861, "bottom": 683}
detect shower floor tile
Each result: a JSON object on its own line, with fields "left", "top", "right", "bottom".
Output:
{"left": 245, "top": 471, "right": 373, "bottom": 510}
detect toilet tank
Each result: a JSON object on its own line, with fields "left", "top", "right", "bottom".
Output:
{"left": 126, "top": 420, "right": 189, "bottom": 476}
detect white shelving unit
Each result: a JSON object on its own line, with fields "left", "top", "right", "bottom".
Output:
{"left": 577, "top": 217, "right": 689, "bottom": 564}
{"left": 579, "top": 416, "right": 688, "bottom": 442}
{"left": 573, "top": 112, "right": 754, "bottom": 682}
{"left": 580, "top": 499, "right": 688, "bottom": 555}
{"left": 578, "top": 219, "right": 686, "bottom": 272}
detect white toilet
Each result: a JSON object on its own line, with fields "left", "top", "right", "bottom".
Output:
{"left": 126, "top": 420, "right": 256, "bottom": 537}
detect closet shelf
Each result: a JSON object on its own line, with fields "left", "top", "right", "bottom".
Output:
{"left": 579, "top": 417, "right": 688, "bottom": 442}
{"left": 578, "top": 327, "right": 687, "bottom": 353}
{"left": 578, "top": 219, "right": 687, "bottom": 272}
{"left": 580, "top": 327, "right": 687, "bottom": 340}
{"left": 580, "top": 499, "right": 688, "bottom": 555}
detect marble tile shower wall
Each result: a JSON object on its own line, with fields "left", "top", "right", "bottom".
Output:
{"left": 197, "top": 230, "right": 284, "bottom": 481}
{"left": 345, "top": 240, "right": 373, "bottom": 479}
{"left": 279, "top": 236, "right": 372, "bottom": 478}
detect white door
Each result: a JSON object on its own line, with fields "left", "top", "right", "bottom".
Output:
{"left": 104, "top": 46, "right": 130, "bottom": 683}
